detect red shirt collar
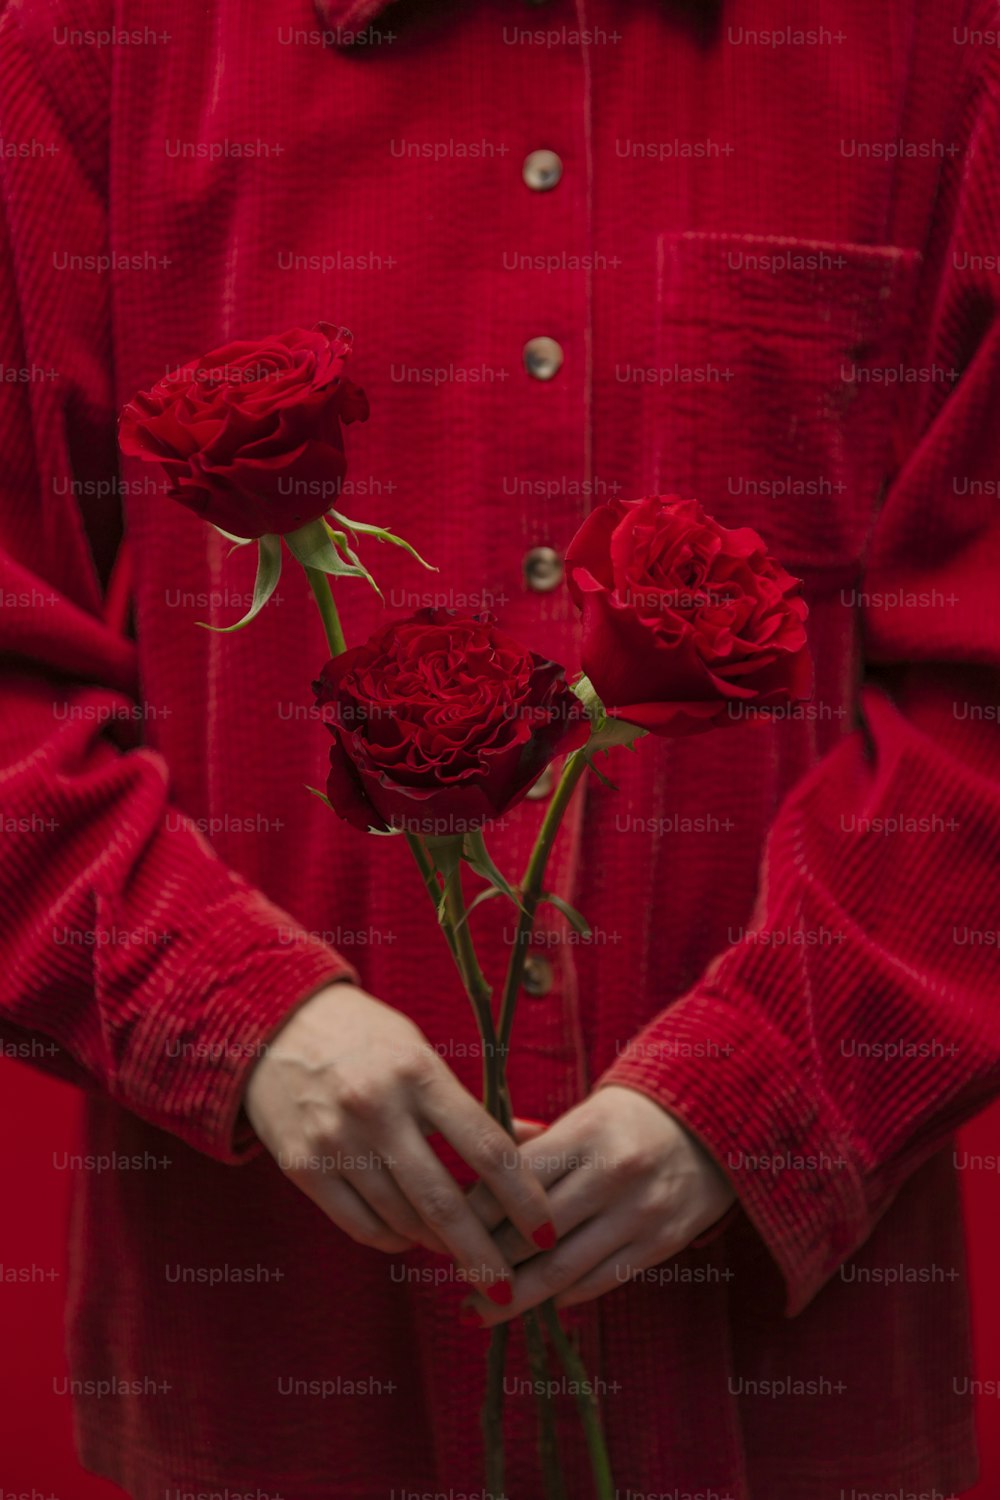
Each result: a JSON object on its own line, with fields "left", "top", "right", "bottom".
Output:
{"left": 314, "top": 0, "right": 398, "bottom": 35}
{"left": 315, "top": 1, "right": 714, "bottom": 43}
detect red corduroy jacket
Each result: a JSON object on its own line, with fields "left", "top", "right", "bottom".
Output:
{"left": 2, "top": 0, "right": 1000, "bottom": 1495}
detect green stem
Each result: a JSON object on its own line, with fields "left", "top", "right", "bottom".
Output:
{"left": 406, "top": 764, "right": 611, "bottom": 1500}
{"left": 494, "top": 741, "right": 617, "bottom": 1499}
{"left": 443, "top": 862, "right": 502, "bottom": 1118}
{"left": 497, "top": 748, "right": 590, "bottom": 1056}
{"left": 483, "top": 1320, "right": 509, "bottom": 1500}
{"left": 432, "top": 861, "right": 510, "bottom": 1498}
{"left": 523, "top": 1309, "right": 568, "bottom": 1500}
{"left": 487, "top": 1080, "right": 567, "bottom": 1500}
{"left": 305, "top": 564, "right": 347, "bottom": 657}
{"left": 401, "top": 835, "right": 498, "bottom": 1099}
{"left": 538, "top": 1301, "right": 614, "bottom": 1500}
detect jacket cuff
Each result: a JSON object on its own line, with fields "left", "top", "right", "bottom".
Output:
{"left": 112, "top": 879, "right": 358, "bottom": 1164}
{"left": 598, "top": 986, "right": 871, "bottom": 1314}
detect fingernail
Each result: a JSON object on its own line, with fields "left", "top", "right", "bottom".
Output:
{"left": 485, "top": 1280, "right": 514, "bottom": 1307}
{"left": 531, "top": 1222, "right": 557, "bottom": 1251}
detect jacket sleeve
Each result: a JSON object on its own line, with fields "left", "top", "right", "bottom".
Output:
{"left": 0, "top": 1, "right": 357, "bottom": 1163}
{"left": 601, "top": 23, "right": 1000, "bottom": 1312}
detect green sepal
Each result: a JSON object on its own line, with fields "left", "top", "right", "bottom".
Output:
{"left": 324, "top": 523, "right": 383, "bottom": 600}
{"left": 573, "top": 673, "right": 649, "bottom": 763}
{"left": 306, "top": 784, "right": 400, "bottom": 837}
{"left": 212, "top": 524, "right": 255, "bottom": 547}
{"left": 329, "top": 509, "right": 437, "bottom": 573}
{"left": 285, "top": 518, "right": 371, "bottom": 580}
{"left": 197, "top": 533, "right": 282, "bottom": 633}
{"left": 588, "top": 715, "right": 649, "bottom": 756}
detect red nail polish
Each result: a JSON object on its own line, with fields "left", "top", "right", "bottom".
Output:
{"left": 485, "top": 1280, "right": 514, "bottom": 1307}
{"left": 531, "top": 1222, "right": 557, "bottom": 1251}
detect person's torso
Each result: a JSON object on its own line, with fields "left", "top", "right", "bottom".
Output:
{"left": 65, "top": 1, "right": 979, "bottom": 1494}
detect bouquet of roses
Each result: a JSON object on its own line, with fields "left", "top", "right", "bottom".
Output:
{"left": 121, "top": 322, "right": 810, "bottom": 1500}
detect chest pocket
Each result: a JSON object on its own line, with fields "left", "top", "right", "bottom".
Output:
{"left": 645, "top": 231, "right": 923, "bottom": 574}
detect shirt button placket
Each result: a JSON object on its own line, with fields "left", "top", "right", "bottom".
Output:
{"left": 523, "top": 335, "right": 564, "bottom": 380}
{"left": 522, "top": 148, "right": 564, "bottom": 192}
{"left": 507, "top": 45, "right": 592, "bottom": 1116}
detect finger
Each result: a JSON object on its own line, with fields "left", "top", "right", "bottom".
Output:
{"left": 421, "top": 1076, "right": 556, "bottom": 1251}
{"left": 465, "top": 1120, "right": 548, "bottom": 1228}
{"left": 464, "top": 1113, "right": 584, "bottom": 1232}
{"left": 303, "top": 1172, "right": 415, "bottom": 1254}
{"left": 464, "top": 1180, "right": 506, "bottom": 1233}
{"left": 342, "top": 1158, "right": 448, "bottom": 1255}
{"left": 554, "top": 1244, "right": 648, "bottom": 1310}
{"left": 467, "top": 1209, "right": 634, "bottom": 1327}
{"left": 386, "top": 1120, "right": 520, "bottom": 1306}
{"left": 493, "top": 1159, "right": 604, "bottom": 1265}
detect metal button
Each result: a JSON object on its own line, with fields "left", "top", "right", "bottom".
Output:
{"left": 522, "top": 954, "right": 554, "bottom": 997}
{"left": 523, "top": 337, "right": 563, "bottom": 381}
{"left": 523, "top": 149, "right": 563, "bottom": 192}
{"left": 523, "top": 546, "right": 564, "bottom": 593}
{"left": 525, "top": 763, "right": 555, "bottom": 800}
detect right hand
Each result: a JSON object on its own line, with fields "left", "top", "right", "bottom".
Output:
{"left": 243, "top": 981, "right": 556, "bottom": 1305}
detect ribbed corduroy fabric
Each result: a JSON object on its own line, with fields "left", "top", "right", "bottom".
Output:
{"left": 2, "top": 0, "right": 1000, "bottom": 1494}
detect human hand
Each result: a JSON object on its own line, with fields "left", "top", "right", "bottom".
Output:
{"left": 243, "top": 982, "right": 556, "bottom": 1304}
{"left": 462, "top": 1085, "right": 736, "bottom": 1324}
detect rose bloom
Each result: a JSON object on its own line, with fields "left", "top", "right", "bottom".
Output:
{"left": 119, "top": 323, "right": 368, "bottom": 539}
{"left": 565, "top": 495, "right": 811, "bottom": 735}
{"left": 312, "top": 609, "right": 589, "bottom": 834}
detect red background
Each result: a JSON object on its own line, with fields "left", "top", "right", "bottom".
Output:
{"left": 1, "top": 1059, "right": 998, "bottom": 1498}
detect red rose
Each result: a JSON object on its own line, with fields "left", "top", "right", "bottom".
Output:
{"left": 312, "top": 610, "right": 589, "bottom": 834}
{"left": 565, "top": 495, "right": 811, "bottom": 735}
{"left": 119, "top": 323, "right": 368, "bottom": 539}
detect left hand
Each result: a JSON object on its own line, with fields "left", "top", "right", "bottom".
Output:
{"left": 463, "top": 1086, "right": 737, "bottom": 1325}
